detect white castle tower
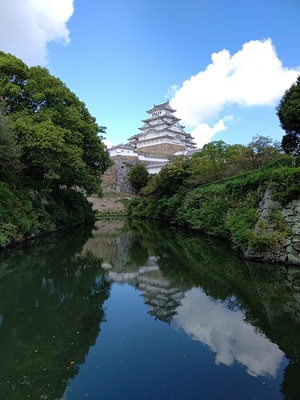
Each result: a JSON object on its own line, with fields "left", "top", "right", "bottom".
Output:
{"left": 127, "top": 101, "right": 196, "bottom": 157}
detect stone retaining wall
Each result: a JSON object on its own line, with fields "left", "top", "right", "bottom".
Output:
{"left": 246, "top": 189, "right": 300, "bottom": 265}
{"left": 102, "top": 155, "right": 155, "bottom": 195}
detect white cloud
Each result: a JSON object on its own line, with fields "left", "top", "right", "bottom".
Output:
{"left": 0, "top": 0, "right": 74, "bottom": 66}
{"left": 169, "top": 39, "right": 300, "bottom": 147}
{"left": 103, "top": 139, "right": 114, "bottom": 149}
{"left": 190, "top": 118, "right": 227, "bottom": 148}
{"left": 190, "top": 115, "right": 235, "bottom": 148}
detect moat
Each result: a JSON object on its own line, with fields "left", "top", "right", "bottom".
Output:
{"left": 0, "top": 218, "right": 299, "bottom": 399}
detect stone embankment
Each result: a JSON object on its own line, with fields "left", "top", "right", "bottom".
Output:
{"left": 88, "top": 194, "right": 127, "bottom": 215}
{"left": 101, "top": 156, "right": 139, "bottom": 195}
{"left": 246, "top": 189, "right": 300, "bottom": 265}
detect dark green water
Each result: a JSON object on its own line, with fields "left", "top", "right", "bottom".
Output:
{"left": 0, "top": 218, "right": 299, "bottom": 400}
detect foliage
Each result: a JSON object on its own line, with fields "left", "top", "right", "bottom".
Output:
{"left": 128, "top": 163, "right": 149, "bottom": 192}
{"left": 127, "top": 157, "right": 300, "bottom": 255}
{"left": 140, "top": 138, "right": 284, "bottom": 197}
{"left": 247, "top": 134, "right": 282, "bottom": 168}
{"left": 0, "top": 181, "right": 95, "bottom": 247}
{"left": 0, "top": 52, "right": 112, "bottom": 246}
{"left": 277, "top": 75, "right": 300, "bottom": 155}
{"left": 44, "top": 189, "right": 95, "bottom": 228}
{"left": 0, "top": 107, "right": 22, "bottom": 181}
{"left": 188, "top": 141, "right": 232, "bottom": 185}
{"left": 0, "top": 51, "right": 110, "bottom": 194}
{"left": 185, "top": 157, "right": 224, "bottom": 187}
{"left": 194, "top": 140, "right": 229, "bottom": 161}
{"left": 226, "top": 201, "right": 258, "bottom": 250}
{"left": 268, "top": 167, "right": 300, "bottom": 203}
{"left": 156, "top": 156, "right": 189, "bottom": 195}
{"left": 139, "top": 175, "right": 159, "bottom": 197}
{"left": 175, "top": 184, "right": 231, "bottom": 236}
{"left": 262, "top": 155, "right": 300, "bottom": 169}
{"left": 0, "top": 182, "right": 41, "bottom": 246}
{"left": 127, "top": 197, "right": 158, "bottom": 218}
{"left": 152, "top": 192, "right": 187, "bottom": 221}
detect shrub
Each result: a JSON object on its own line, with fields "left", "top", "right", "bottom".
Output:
{"left": 226, "top": 204, "right": 258, "bottom": 250}
{"left": 128, "top": 163, "right": 149, "bottom": 192}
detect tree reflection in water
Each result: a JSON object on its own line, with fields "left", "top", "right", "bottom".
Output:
{"left": 89, "top": 218, "right": 300, "bottom": 399}
{"left": 0, "top": 227, "right": 110, "bottom": 400}
{"left": 0, "top": 219, "right": 299, "bottom": 399}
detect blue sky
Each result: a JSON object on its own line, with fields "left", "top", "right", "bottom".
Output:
{"left": 1, "top": 0, "right": 300, "bottom": 149}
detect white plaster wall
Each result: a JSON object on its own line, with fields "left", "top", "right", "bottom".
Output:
{"left": 147, "top": 165, "right": 164, "bottom": 174}
{"left": 138, "top": 155, "right": 168, "bottom": 162}
{"left": 109, "top": 148, "right": 138, "bottom": 157}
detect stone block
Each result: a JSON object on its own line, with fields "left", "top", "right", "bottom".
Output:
{"left": 286, "top": 253, "right": 300, "bottom": 265}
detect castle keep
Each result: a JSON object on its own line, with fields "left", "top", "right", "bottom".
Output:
{"left": 109, "top": 101, "right": 197, "bottom": 162}
{"left": 106, "top": 102, "right": 197, "bottom": 193}
{"left": 128, "top": 101, "right": 196, "bottom": 157}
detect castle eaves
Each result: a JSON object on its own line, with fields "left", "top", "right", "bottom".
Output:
{"left": 146, "top": 101, "right": 176, "bottom": 114}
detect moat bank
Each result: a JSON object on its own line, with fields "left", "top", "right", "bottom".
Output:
{"left": 127, "top": 161, "right": 300, "bottom": 266}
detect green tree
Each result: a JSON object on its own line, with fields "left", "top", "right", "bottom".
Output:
{"left": 224, "top": 144, "right": 252, "bottom": 175}
{"left": 128, "top": 163, "right": 149, "bottom": 192}
{"left": 0, "top": 107, "right": 22, "bottom": 180}
{"left": 156, "top": 157, "right": 188, "bottom": 196}
{"left": 248, "top": 134, "right": 282, "bottom": 168}
{"left": 0, "top": 52, "right": 110, "bottom": 194}
{"left": 277, "top": 76, "right": 300, "bottom": 155}
{"left": 187, "top": 141, "right": 252, "bottom": 186}
{"left": 194, "top": 140, "right": 229, "bottom": 163}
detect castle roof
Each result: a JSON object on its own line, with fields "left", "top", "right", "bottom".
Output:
{"left": 142, "top": 115, "right": 180, "bottom": 125}
{"left": 109, "top": 143, "right": 134, "bottom": 151}
{"left": 146, "top": 101, "right": 176, "bottom": 114}
{"left": 138, "top": 120, "right": 183, "bottom": 131}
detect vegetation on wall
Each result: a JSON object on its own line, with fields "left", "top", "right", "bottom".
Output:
{"left": 128, "top": 137, "right": 300, "bottom": 255}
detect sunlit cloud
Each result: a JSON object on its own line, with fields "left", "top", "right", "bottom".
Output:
{"left": 103, "top": 139, "right": 114, "bottom": 149}
{"left": 169, "top": 39, "right": 300, "bottom": 147}
{"left": 0, "top": 0, "right": 74, "bottom": 66}
{"left": 190, "top": 118, "right": 227, "bottom": 148}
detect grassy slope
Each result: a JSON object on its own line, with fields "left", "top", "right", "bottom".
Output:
{"left": 127, "top": 159, "right": 300, "bottom": 258}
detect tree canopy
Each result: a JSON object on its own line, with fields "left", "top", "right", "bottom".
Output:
{"left": 248, "top": 134, "right": 282, "bottom": 168}
{"left": 277, "top": 75, "right": 300, "bottom": 155}
{"left": 140, "top": 137, "right": 284, "bottom": 197}
{"left": 128, "top": 163, "right": 149, "bottom": 192}
{"left": 0, "top": 51, "right": 110, "bottom": 194}
{"left": 0, "top": 107, "right": 22, "bottom": 180}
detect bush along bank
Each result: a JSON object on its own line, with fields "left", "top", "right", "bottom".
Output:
{"left": 0, "top": 183, "right": 95, "bottom": 248}
{"left": 127, "top": 162, "right": 300, "bottom": 266}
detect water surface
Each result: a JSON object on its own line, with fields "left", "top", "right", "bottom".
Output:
{"left": 0, "top": 218, "right": 299, "bottom": 399}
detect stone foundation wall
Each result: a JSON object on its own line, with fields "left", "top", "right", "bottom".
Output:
{"left": 246, "top": 189, "right": 300, "bottom": 265}
{"left": 107, "top": 156, "right": 143, "bottom": 195}
{"left": 101, "top": 165, "right": 116, "bottom": 192}
{"left": 137, "top": 143, "right": 184, "bottom": 157}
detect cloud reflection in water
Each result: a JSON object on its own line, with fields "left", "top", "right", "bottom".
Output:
{"left": 174, "top": 287, "right": 284, "bottom": 378}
